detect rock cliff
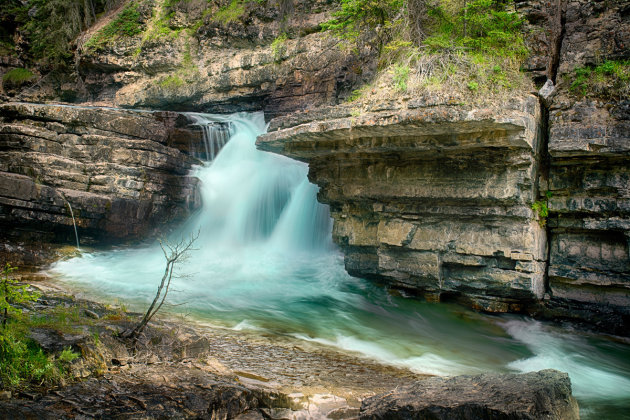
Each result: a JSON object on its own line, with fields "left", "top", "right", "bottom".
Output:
{"left": 258, "top": 0, "right": 630, "bottom": 334}
{"left": 0, "top": 102, "right": 202, "bottom": 266}
{"left": 2, "top": 0, "right": 372, "bottom": 119}
{"left": 259, "top": 97, "right": 548, "bottom": 313}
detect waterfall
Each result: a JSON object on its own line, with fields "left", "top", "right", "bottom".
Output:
{"left": 185, "top": 113, "right": 234, "bottom": 161}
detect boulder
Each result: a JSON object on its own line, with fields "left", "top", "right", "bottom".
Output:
{"left": 359, "top": 370, "right": 579, "bottom": 420}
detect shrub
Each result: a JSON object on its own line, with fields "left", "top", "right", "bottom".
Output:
{"left": 569, "top": 60, "right": 630, "bottom": 99}
{"left": 158, "top": 75, "right": 185, "bottom": 89}
{"left": 2, "top": 68, "right": 36, "bottom": 87}
{"left": 1, "top": 263, "right": 39, "bottom": 328}
{"left": 320, "top": 0, "right": 405, "bottom": 49}
{"left": 393, "top": 63, "right": 410, "bottom": 91}
{"left": 271, "top": 33, "right": 288, "bottom": 62}
{"left": 212, "top": 0, "right": 246, "bottom": 24}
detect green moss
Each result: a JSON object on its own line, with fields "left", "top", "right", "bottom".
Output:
{"left": 158, "top": 75, "right": 185, "bottom": 89}
{"left": 2, "top": 68, "right": 35, "bottom": 85}
{"left": 212, "top": 0, "right": 246, "bottom": 24}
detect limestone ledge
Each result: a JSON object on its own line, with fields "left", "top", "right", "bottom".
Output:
{"left": 258, "top": 97, "right": 547, "bottom": 312}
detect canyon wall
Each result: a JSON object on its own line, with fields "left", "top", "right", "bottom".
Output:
{"left": 2, "top": 0, "right": 372, "bottom": 119}
{"left": 258, "top": 98, "right": 548, "bottom": 313}
{"left": 0, "top": 102, "right": 203, "bottom": 266}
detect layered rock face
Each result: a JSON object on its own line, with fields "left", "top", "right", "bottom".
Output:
{"left": 12, "top": 0, "right": 373, "bottom": 119}
{"left": 0, "top": 102, "right": 202, "bottom": 265}
{"left": 534, "top": 0, "right": 630, "bottom": 331}
{"left": 259, "top": 97, "right": 548, "bottom": 312}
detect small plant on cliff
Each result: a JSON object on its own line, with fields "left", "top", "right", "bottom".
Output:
{"left": 271, "top": 33, "right": 288, "bottom": 63}
{"left": 2, "top": 68, "right": 36, "bottom": 85}
{"left": 393, "top": 63, "right": 410, "bottom": 91}
{"left": 212, "top": 0, "right": 246, "bottom": 24}
{"left": 569, "top": 60, "right": 630, "bottom": 100}
{"left": 531, "top": 191, "right": 552, "bottom": 227}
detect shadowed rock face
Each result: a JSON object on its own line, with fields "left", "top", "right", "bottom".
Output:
{"left": 359, "top": 369, "right": 579, "bottom": 420}
{"left": 258, "top": 97, "right": 548, "bottom": 312}
{"left": 537, "top": 0, "right": 630, "bottom": 332}
{"left": 0, "top": 102, "right": 202, "bottom": 266}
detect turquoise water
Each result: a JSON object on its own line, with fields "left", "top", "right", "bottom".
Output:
{"left": 51, "top": 112, "right": 630, "bottom": 419}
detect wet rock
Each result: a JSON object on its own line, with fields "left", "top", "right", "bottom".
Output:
{"left": 541, "top": 0, "right": 630, "bottom": 335}
{"left": 359, "top": 370, "right": 579, "bottom": 420}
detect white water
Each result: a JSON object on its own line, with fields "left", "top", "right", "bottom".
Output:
{"left": 51, "top": 112, "right": 630, "bottom": 419}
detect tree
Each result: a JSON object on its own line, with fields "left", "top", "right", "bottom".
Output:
{"left": 122, "top": 232, "right": 199, "bottom": 340}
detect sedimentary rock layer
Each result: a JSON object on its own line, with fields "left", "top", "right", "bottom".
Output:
{"left": 258, "top": 97, "right": 547, "bottom": 312}
{"left": 0, "top": 102, "right": 201, "bottom": 264}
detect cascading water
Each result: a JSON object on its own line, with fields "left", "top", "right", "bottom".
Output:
{"left": 51, "top": 112, "right": 630, "bottom": 419}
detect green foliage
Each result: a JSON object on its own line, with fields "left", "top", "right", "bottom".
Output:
{"left": 58, "top": 347, "right": 80, "bottom": 364}
{"left": 85, "top": 2, "right": 144, "bottom": 52}
{"left": 28, "top": 305, "right": 87, "bottom": 333}
{"left": 271, "top": 33, "right": 288, "bottom": 62}
{"left": 0, "top": 264, "right": 77, "bottom": 390}
{"left": 569, "top": 60, "right": 630, "bottom": 99}
{"left": 212, "top": 0, "right": 246, "bottom": 24}
{"left": 158, "top": 75, "right": 185, "bottom": 89}
{"left": 2, "top": 68, "right": 36, "bottom": 85}
{"left": 347, "top": 88, "right": 363, "bottom": 102}
{"left": 0, "top": 328, "right": 59, "bottom": 389}
{"left": 6, "top": 0, "right": 119, "bottom": 64}
{"left": 467, "top": 80, "right": 479, "bottom": 91}
{"left": 1, "top": 264, "right": 39, "bottom": 329}
{"left": 531, "top": 191, "right": 552, "bottom": 227}
{"left": 423, "top": 0, "right": 526, "bottom": 58}
{"left": 393, "top": 63, "right": 409, "bottom": 91}
{"left": 321, "top": 0, "right": 405, "bottom": 48}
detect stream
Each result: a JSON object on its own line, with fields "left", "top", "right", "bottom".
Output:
{"left": 50, "top": 112, "right": 630, "bottom": 419}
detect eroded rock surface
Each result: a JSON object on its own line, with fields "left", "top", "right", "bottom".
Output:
{"left": 360, "top": 370, "right": 579, "bottom": 420}
{"left": 0, "top": 102, "right": 202, "bottom": 266}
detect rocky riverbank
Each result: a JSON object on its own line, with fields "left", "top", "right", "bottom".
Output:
{"left": 0, "top": 278, "right": 579, "bottom": 419}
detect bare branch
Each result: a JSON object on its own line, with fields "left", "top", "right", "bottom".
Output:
{"left": 122, "top": 231, "right": 199, "bottom": 341}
